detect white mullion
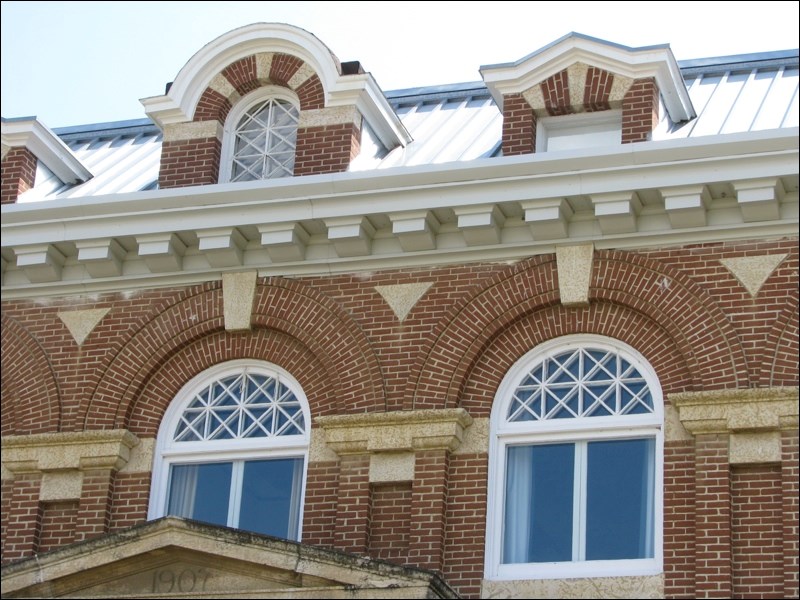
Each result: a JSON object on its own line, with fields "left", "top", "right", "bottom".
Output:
{"left": 573, "top": 441, "right": 587, "bottom": 562}
{"left": 578, "top": 349, "right": 585, "bottom": 416}
{"left": 228, "top": 461, "right": 244, "bottom": 528}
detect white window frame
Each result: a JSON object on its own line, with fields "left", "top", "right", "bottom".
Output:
{"left": 148, "top": 359, "right": 310, "bottom": 541}
{"left": 536, "top": 110, "right": 622, "bottom": 153}
{"left": 485, "top": 334, "right": 664, "bottom": 581}
{"left": 219, "top": 86, "right": 300, "bottom": 183}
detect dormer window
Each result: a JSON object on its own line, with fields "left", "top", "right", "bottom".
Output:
{"left": 536, "top": 110, "right": 622, "bottom": 153}
{"left": 222, "top": 88, "right": 300, "bottom": 183}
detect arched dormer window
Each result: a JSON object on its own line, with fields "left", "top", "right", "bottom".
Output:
{"left": 148, "top": 360, "right": 310, "bottom": 540}
{"left": 220, "top": 87, "right": 300, "bottom": 183}
{"left": 485, "top": 335, "right": 663, "bottom": 581}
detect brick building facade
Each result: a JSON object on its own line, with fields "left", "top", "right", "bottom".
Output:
{"left": 1, "top": 24, "right": 798, "bottom": 599}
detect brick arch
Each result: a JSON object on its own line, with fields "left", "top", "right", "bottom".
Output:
{"left": 124, "top": 329, "right": 334, "bottom": 437}
{"left": 82, "top": 278, "right": 385, "bottom": 431}
{"left": 405, "top": 255, "right": 559, "bottom": 410}
{"left": 408, "top": 250, "right": 748, "bottom": 410}
{"left": 461, "top": 302, "right": 694, "bottom": 418}
{"left": 761, "top": 298, "right": 799, "bottom": 387}
{"left": 0, "top": 314, "right": 61, "bottom": 434}
{"left": 193, "top": 52, "right": 326, "bottom": 124}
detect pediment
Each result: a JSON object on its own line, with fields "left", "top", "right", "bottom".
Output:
{"left": 480, "top": 32, "right": 694, "bottom": 122}
{"left": 1, "top": 517, "right": 457, "bottom": 598}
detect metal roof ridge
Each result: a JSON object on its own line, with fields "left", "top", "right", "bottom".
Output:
{"left": 53, "top": 118, "right": 157, "bottom": 135}
{"left": 678, "top": 49, "right": 798, "bottom": 69}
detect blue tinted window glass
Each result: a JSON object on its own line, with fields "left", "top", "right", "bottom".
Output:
{"left": 168, "top": 462, "right": 232, "bottom": 527}
{"left": 239, "top": 458, "right": 302, "bottom": 539}
{"left": 586, "top": 438, "right": 654, "bottom": 560}
{"left": 503, "top": 444, "right": 574, "bottom": 563}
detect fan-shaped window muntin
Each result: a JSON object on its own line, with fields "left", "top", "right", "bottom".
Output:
{"left": 149, "top": 360, "right": 309, "bottom": 541}
{"left": 486, "top": 336, "right": 663, "bottom": 581}
{"left": 220, "top": 87, "right": 300, "bottom": 184}
{"left": 174, "top": 370, "right": 305, "bottom": 442}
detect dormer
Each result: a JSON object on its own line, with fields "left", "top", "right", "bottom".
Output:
{"left": 142, "top": 23, "right": 411, "bottom": 189}
{"left": 480, "top": 33, "right": 695, "bottom": 155}
{"left": 1, "top": 117, "right": 92, "bottom": 204}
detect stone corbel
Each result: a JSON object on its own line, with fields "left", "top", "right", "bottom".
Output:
{"left": 315, "top": 408, "right": 474, "bottom": 456}
{"left": 2, "top": 430, "right": 140, "bottom": 476}
{"left": 671, "top": 387, "right": 798, "bottom": 464}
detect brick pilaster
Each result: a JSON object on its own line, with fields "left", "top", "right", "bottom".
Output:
{"left": 333, "top": 453, "right": 371, "bottom": 554}
{"left": 158, "top": 137, "right": 222, "bottom": 189}
{"left": 622, "top": 77, "right": 659, "bottom": 144}
{"left": 294, "top": 121, "right": 361, "bottom": 176}
{"left": 408, "top": 449, "right": 449, "bottom": 572}
{"left": 1, "top": 147, "right": 37, "bottom": 204}
{"left": 501, "top": 94, "right": 536, "bottom": 156}
{"left": 2, "top": 474, "right": 43, "bottom": 562}
{"left": 782, "top": 430, "right": 799, "bottom": 598}
{"left": 74, "top": 468, "right": 115, "bottom": 543}
{"left": 694, "top": 434, "right": 732, "bottom": 598}
{"left": 664, "top": 439, "right": 697, "bottom": 599}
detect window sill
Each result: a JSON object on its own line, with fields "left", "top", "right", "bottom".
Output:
{"left": 481, "top": 573, "right": 664, "bottom": 599}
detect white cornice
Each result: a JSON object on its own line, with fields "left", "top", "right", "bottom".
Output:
{"left": 1, "top": 118, "right": 93, "bottom": 184}
{"left": 480, "top": 33, "right": 694, "bottom": 122}
{"left": 1, "top": 128, "right": 797, "bottom": 299}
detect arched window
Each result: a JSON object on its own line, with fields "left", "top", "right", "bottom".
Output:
{"left": 220, "top": 87, "right": 300, "bottom": 183}
{"left": 485, "top": 335, "right": 663, "bottom": 581}
{"left": 148, "top": 360, "right": 310, "bottom": 540}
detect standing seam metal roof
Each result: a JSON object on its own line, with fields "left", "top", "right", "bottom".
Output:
{"left": 19, "top": 50, "right": 799, "bottom": 202}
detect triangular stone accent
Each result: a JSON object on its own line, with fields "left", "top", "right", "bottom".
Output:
{"left": 58, "top": 308, "right": 110, "bottom": 346}
{"left": 720, "top": 254, "right": 787, "bottom": 297}
{"left": 375, "top": 282, "right": 433, "bottom": 322}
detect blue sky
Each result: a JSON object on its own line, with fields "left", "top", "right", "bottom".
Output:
{"left": 2, "top": 1, "right": 798, "bottom": 128}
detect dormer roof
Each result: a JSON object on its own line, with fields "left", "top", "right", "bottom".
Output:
{"left": 1, "top": 117, "right": 92, "bottom": 184}
{"left": 140, "top": 22, "right": 410, "bottom": 150}
{"left": 480, "top": 32, "right": 695, "bottom": 122}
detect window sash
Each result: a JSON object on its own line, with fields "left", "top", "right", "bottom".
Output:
{"left": 166, "top": 456, "right": 305, "bottom": 540}
{"left": 230, "top": 98, "right": 298, "bottom": 182}
{"left": 501, "top": 436, "right": 655, "bottom": 567}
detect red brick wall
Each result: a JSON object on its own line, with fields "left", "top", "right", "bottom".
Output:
{"left": 622, "top": 77, "right": 660, "bottom": 143}
{"left": 368, "top": 482, "right": 412, "bottom": 563}
{"left": 2, "top": 474, "right": 43, "bottom": 562}
{"left": 541, "top": 68, "right": 573, "bottom": 116}
{"left": 782, "top": 431, "right": 800, "bottom": 598}
{"left": 732, "top": 465, "right": 784, "bottom": 599}
{"left": 294, "top": 122, "right": 361, "bottom": 176}
{"left": 501, "top": 93, "right": 536, "bottom": 155}
{"left": 1, "top": 147, "right": 37, "bottom": 205}
{"left": 664, "top": 440, "right": 697, "bottom": 599}
{"left": 584, "top": 66, "right": 614, "bottom": 111}
{"left": 110, "top": 473, "right": 151, "bottom": 532}
{"left": 694, "top": 435, "right": 733, "bottom": 598}
{"left": 302, "top": 460, "right": 339, "bottom": 548}
{"left": 443, "top": 453, "right": 488, "bottom": 598}
{"left": 333, "top": 454, "right": 371, "bottom": 555}
{"left": 38, "top": 501, "right": 78, "bottom": 553}
{"left": 1, "top": 239, "right": 797, "bottom": 597}
{"left": 158, "top": 137, "right": 222, "bottom": 189}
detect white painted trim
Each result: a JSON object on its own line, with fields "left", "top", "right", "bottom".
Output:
{"left": 1, "top": 128, "right": 796, "bottom": 298}
{"left": 1, "top": 118, "right": 92, "bottom": 184}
